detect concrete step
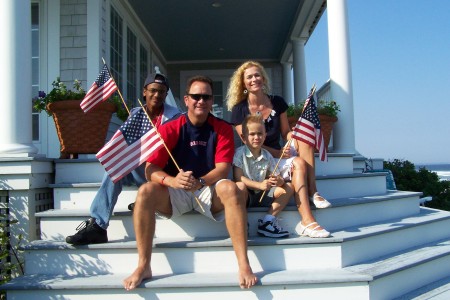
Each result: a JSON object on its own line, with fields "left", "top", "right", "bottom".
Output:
{"left": 37, "top": 191, "right": 422, "bottom": 241}
{"left": 1, "top": 269, "right": 371, "bottom": 300}
{"left": 50, "top": 172, "right": 389, "bottom": 211}
{"left": 27, "top": 208, "right": 450, "bottom": 276}
{"left": 53, "top": 154, "right": 357, "bottom": 184}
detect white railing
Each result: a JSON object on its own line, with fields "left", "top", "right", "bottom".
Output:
{"left": 316, "top": 79, "right": 331, "bottom": 101}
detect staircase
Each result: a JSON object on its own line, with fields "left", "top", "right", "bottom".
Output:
{"left": 3, "top": 154, "right": 450, "bottom": 299}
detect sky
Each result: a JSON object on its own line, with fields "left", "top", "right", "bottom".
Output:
{"left": 304, "top": 0, "right": 450, "bottom": 165}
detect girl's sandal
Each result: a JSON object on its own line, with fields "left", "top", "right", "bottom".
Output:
{"left": 309, "top": 192, "right": 331, "bottom": 209}
{"left": 299, "top": 222, "right": 330, "bottom": 238}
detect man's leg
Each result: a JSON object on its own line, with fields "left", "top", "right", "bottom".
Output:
{"left": 123, "top": 182, "right": 172, "bottom": 290}
{"left": 211, "top": 180, "right": 258, "bottom": 289}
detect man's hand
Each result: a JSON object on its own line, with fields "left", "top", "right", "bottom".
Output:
{"left": 173, "top": 169, "right": 197, "bottom": 191}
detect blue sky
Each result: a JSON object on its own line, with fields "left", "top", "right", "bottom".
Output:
{"left": 305, "top": 0, "right": 450, "bottom": 164}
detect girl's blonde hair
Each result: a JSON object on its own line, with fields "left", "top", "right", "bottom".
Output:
{"left": 226, "top": 61, "right": 271, "bottom": 111}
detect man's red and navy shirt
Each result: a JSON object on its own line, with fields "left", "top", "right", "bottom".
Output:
{"left": 147, "top": 113, "right": 234, "bottom": 178}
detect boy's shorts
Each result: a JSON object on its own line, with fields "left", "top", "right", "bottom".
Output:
{"left": 156, "top": 179, "right": 229, "bottom": 222}
{"left": 247, "top": 187, "right": 276, "bottom": 207}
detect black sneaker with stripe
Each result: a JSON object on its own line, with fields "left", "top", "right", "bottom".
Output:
{"left": 257, "top": 218, "right": 289, "bottom": 238}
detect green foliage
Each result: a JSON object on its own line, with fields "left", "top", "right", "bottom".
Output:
{"left": 109, "top": 95, "right": 130, "bottom": 122}
{"left": 384, "top": 159, "right": 450, "bottom": 211}
{"left": 33, "top": 77, "right": 86, "bottom": 116}
{"left": 0, "top": 212, "right": 24, "bottom": 294}
{"left": 287, "top": 99, "right": 340, "bottom": 118}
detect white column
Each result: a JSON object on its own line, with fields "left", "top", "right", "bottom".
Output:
{"left": 0, "top": 0, "right": 38, "bottom": 156}
{"left": 327, "top": 0, "right": 355, "bottom": 153}
{"left": 291, "top": 38, "right": 307, "bottom": 105}
{"left": 282, "top": 62, "right": 294, "bottom": 105}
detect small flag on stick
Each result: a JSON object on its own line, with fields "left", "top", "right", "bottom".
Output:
{"left": 96, "top": 108, "right": 164, "bottom": 183}
{"left": 292, "top": 89, "right": 327, "bottom": 161}
{"left": 80, "top": 64, "right": 118, "bottom": 112}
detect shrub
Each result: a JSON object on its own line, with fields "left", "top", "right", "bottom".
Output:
{"left": 384, "top": 159, "right": 450, "bottom": 211}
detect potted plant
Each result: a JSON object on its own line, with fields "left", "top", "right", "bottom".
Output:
{"left": 287, "top": 99, "right": 340, "bottom": 151}
{"left": 33, "top": 77, "right": 125, "bottom": 158}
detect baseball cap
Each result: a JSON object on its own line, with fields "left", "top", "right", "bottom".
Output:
{"left": 144, "top": 73, "right": 170, "bottom": 90}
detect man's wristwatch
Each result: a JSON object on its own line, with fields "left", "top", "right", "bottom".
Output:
{"left": 198, "top": 178, "right": 206, "bottom": 190}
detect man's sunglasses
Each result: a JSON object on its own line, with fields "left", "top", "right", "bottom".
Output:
{"left": 188, "top": 94, "right": 213, "bottom": 101}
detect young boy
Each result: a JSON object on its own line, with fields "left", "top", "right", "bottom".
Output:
{"left": 233, "top": 115, "right": 294, "bottom": 238}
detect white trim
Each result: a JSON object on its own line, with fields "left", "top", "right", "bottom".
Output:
{"left": 87, "top": 0, "right": 103, "bottom": 84}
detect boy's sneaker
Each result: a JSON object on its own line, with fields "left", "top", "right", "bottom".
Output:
{"left": 257, "top": 218, "right": 289, "bottom": 238}
{"left": 65, "top": 218, "right": 108, "bottom": 245}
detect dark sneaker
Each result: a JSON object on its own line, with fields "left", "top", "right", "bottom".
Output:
{"left": 257, "top": 218, "right": 289, "bottom": 238}
{"left": 65, "top": 218, "right": 108, "bottom": 245}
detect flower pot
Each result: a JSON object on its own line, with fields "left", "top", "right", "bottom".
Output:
{"left": 288, "top": 116, "right": 298, "bottom": 130}
{"left": 47, "top": 100, "right": 117, "bottom": 158}
{"left": 318, "top": 115, "right": 338, "bottom": 152}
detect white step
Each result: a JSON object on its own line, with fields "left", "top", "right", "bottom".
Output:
{"left": 37, "top": 191, "right": 422, "bottom": 241}
{"left": 394, "top": 276, "right": 450, "bottom": 300}
{"left": 50, "top": 172, "right": 389, "bottom": 210}
{"left": 2, "top": 269, "right": 371, "bottom": 300}
{"left": 53, "top": 154, "right": 356, "bottom": 184}
{"left": 28, "top": 208, "right": 450, "bottom": 276}
{"left": 8, "top": 238, "right": 450, "bottom": 299}
{"left": 51, "top": 184, "right": 136, "bottom": 210}
{"left": 345, "top": 239, "right": 450, "bottom": 299}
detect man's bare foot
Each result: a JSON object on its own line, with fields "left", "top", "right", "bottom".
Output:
{"left": 123, "top": 266, "right": 152, "bottom": 290}
{"left": 239, "top": 266, "right": 258, "bottom": 289}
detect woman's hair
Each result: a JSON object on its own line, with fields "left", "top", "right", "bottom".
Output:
{"left": 241, "top": 114, "right": 264, "bottom": 136}
{"left": 226, "top": 61, "right": 271, "bottom": 111}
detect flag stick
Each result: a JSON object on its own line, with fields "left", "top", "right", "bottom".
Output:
{"left": 102, "top": 57, "right": 130, "bottom": 115}
{"left": 258, "top": 84, "right": 316, "bottom": 203}
{"left": 138, "top": 99, "right": 205, "bottom": 212}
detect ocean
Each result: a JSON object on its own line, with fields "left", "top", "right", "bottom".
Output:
{"left": 416, "top": 163, "right": 450, "bottom": 181}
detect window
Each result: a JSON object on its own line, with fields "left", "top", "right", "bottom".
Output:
{"left": 126, "top": 28, "right": 137, "bottom": 105}
{"left": 31, "top": 3, "right": 39, "bottom": 141}
{"left": 110, "top": 6, "right": 123, "bottom": 91}
{"left": 110, "top": 6, "right": 150, "bottom": 107}
{"left": 139, "top": 43, "right": 148, "bottom": 93}
{"left": 211, "top": 81, "right": 223, "bottom": 118}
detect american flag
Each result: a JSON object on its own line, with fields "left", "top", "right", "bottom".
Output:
{"left": 292, "top": 91, "right": 327, "bottom": 161}
{"left": 80, "top": 64, "right": 118, "bottom": 112}
{"left": 96, "top": 108, "right": 164, "bottom": 183}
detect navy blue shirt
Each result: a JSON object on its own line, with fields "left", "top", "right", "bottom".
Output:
{"left": 231, "top": 95, "right": 288, "bottom": 150}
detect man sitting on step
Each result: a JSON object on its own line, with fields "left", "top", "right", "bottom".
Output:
{"left": 65, "top": 73, "right": 180, "bottom": 245}
{"left": 123, "top": 75, "right": 258, "bottom": 290}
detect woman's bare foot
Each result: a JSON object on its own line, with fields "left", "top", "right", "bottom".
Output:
{"left": 239, "top": 266, "right": 258, "bottom": 289}
{"left": 123, "top": 266, "right": 152, "bottom": 290}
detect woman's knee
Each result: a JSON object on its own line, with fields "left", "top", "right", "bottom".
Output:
{"left": 292, "top": 157, "right": 307, "bottom": 172}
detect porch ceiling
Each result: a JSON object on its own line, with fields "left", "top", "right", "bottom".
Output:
{"left": 127, "top": 0, "right": 326, "bottom": 64}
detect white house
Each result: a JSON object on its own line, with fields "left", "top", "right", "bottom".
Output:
{"left": 2, "top": 1, "right": 450, "bottom": 299}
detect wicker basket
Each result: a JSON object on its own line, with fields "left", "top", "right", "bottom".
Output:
{"left": 47, "top": 100, "right": 117, "bottom": 158}
{"left": 318, "top": 115, "right": 338, "bottom": 152}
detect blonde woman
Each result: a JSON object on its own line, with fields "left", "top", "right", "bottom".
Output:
{"left": 226, "top": 61, "right": 331, "bottom": 237}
